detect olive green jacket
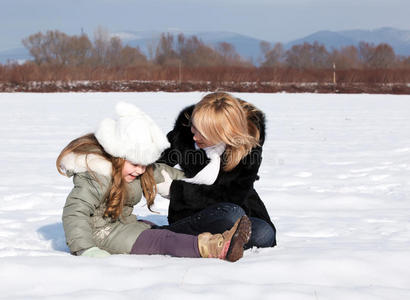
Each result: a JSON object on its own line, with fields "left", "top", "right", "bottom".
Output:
{"left": 61, "top": 153, "right": 184, "bottom": 254}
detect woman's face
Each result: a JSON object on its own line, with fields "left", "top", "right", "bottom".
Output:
{"left": 122, "top": 161, "right": 146, "bottom": 183}
{"left": 191, "top": 123, "right": 214, "bottom": 148}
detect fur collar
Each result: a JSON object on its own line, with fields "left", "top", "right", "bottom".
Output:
{"left": 60, "top": 152, "right": 112, "bottom": 177}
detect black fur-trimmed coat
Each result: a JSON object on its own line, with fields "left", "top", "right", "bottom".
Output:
{"left": 158, "top": 104, "right": 275, "bottom": 232}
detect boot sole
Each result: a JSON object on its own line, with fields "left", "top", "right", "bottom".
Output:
{"left": 226, "top": 215, "right": 252, "bottom": 262}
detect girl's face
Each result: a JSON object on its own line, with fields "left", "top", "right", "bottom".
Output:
{"left": 191, "top": 123, "right": 214, "bottom": 149}
{"left": 122, "top": 161, "right": 146, "bottom": 183}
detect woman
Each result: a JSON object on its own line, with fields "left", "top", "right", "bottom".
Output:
{"left": 157, "top": 92, "right": 276, "bottom": 249}
{"left": 57, "top": 102, "right": 251, "bottom": 261}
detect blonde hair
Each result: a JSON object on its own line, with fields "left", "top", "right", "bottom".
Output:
{"left": 192, "top": 92, "right": 261, "bottom": 171}
{"left": 56, "top": 133, "right": 157, "bottom": 220}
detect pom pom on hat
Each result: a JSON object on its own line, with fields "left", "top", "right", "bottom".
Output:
{"left": 95, "top": 102, "right": 169, "bottom": 165}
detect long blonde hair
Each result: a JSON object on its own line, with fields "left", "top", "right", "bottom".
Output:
{"left": 192, "top": 92, "right": 261, "bottom": 171}
{"left": 56, "top": 133, "right": 157, "bottom": 219}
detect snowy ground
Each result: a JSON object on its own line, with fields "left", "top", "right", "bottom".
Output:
{"left": 0, "top": 92, "right": 409, "bottom": 300}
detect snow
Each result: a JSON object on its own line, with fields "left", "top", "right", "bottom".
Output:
{"left": 0, "top": 92, "right": 410, "bottom": 299}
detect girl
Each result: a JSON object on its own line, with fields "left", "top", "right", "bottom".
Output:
{"left": 57, "top": 102, "right": 251, "bottom": 262}
{"left": 157, "top": 92, "right": 276, "bottom": 249}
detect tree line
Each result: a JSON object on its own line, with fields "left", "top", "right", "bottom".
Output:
{"left": 0, "top": 28, "right": 409, "bottom": 85}
{"left": 260, "top": 41, "right": 410, "bottom": 69}
{"left": 19, "top": 28, "right": 251, "bottom": 68}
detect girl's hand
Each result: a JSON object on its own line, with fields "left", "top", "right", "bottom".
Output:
{"left": 156, "top": 170, "right": 172, "bottom": 199}
{"left": 80, "top": 247, "right": 111, "bottom": 258}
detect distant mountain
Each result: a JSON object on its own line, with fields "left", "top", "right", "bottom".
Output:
{"left": 0, "top": 47, "right": 30, "bottom": 64}
{"left": 286, "top": 27, "right": 410, "bottom": 55}
{"left": 341, "top": 27, "right": 410, "bottom": 55}
{"left": 286, "top": 31, "right": 357, "bottom": 50}
{"left": 119, "top": 28, "right": 410, "bottom": 61}
{"left": 1, "top": 27, "right": 409, "bottom": 64}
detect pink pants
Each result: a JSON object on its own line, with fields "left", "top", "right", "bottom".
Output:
{"left": 130, "top": 228, "right": 201, "bottom": 258}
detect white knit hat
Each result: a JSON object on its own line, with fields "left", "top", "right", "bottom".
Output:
{"left": 95, "top": 102, "right": 170, "bottom": 165}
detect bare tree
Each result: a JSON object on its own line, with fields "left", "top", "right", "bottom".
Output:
{"left": 260, "top": 41, "right": 271, "bottom": 57}
{"left": 69, "top": 34, "right": 93, "bottom": 66}
{"left": 359, "top": 42, "right": 396, "bottom": 68}
{"left": 92, "top": 26, "right": 111, "bottom": 66}
{"left": 215, "top": 42, "right": 248, "bottom": 66}
{"left": 155, "top": 33, "right": 179, "bottom": 66}
{"left": 371, "top": 43, "right": 396, "bottom": 68}
{"left": 330, "top": 45, "right": 360, "bottom": 69}
{"left": 119, "top": 46, "right": 147, "bottom": 66}
{"left": 261, "top": 42, "right": 285, "bottom": 67}
{"left": 146, "top": 37, "right": 158, "bottom": 62}
{"left": 22, "top": 30, "right": 93, "bottom": 66}
{"left": 177, "top": 34, "right": 220, "bottom": 67}
{"left": 285, "top": 42, "right": 330, "bottom": 69}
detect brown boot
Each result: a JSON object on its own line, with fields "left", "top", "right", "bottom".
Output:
{"left": 197, "top": 215, "right": 252, "bottom": 262}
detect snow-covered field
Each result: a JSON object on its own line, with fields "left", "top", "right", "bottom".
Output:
{"left": 0, "top": 92, "right": 409, "bottom": 300}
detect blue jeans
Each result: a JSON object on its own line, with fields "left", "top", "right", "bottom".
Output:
{"left": 162, "top": 202, "right": 276, "bottom": 249}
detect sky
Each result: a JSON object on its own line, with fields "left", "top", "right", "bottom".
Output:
{"left": 1, "top": 0, "right": 409, "bottom": 51}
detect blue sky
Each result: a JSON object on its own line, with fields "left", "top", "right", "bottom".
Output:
{"left": 1, "top": 0, "right": 409, "bottom": 50}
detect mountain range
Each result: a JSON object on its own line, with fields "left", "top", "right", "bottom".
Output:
{"left": 287, "top": 27, "right": 410, "bottom": 56}
{"left": 1, "top": 27, "right": 409, "bottom": 64}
